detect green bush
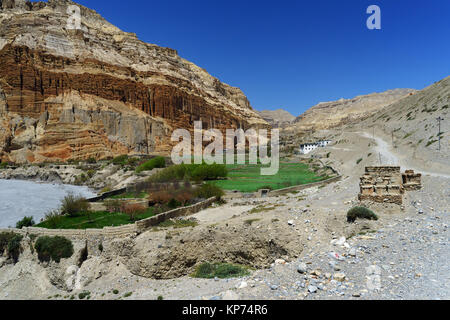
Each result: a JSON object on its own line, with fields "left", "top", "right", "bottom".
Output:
{"left": 61, "top": 193, "right": 89, "bottom": 217}
{"left": 149, "top": 163, "right": 227, "bottom": 183}
{"left": 112, "top": 155, "right": 129, "bottom": 166}
{"left": 0, "top": 232, "right": 16, "bottom": 254}
{"left": 78, "top": 291, "right": 91, "bottom": 299}
{"left": 16, "top": 216, "right": 35, "bottom": 229}
{"left": 7, "top": 234, "right": 23, "bottom": 262}
{"left": 168, "top": 198, "right": 182, "bottom": 209}
{"left": 194, "top": 184, "right": 224, "bottom": 200}
{"left": 135, "top": 156, "right": 166, "bottom": 173}
{"left": 347, "top": 206, "right": 378, "bottom": 223}
{"left": 192, "top": 262, "right": 250, "bottom": 279}
{"left": 0, "top": 233, "right": 23, "bottom": 262}
{"left": 190, "top": 163, "right": 228, "bottom": 181}
{"left": 34, "top": 236, "right": 74, "bottom": 263}
{"left": 0, "top": 162, "right": 8, "bottom": 169}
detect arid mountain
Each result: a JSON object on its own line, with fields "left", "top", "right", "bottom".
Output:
{"left": 289, "top": 89, "right": 416, "bottom": 132}
{"left": 258, "top": 109, "right": 296, "bottom": 128}
{"left": 0, "top": 0, "right": 267, "bottom": 163}
{"left": 358, "top": 76, "right": 449, "bottom": 170}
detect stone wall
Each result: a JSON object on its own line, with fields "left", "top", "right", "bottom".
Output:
{"left": 358, "top": 166, "right": 422, "bottom": 205}
{"left": 0, "top": 197, "right": 216, "bottom": 251}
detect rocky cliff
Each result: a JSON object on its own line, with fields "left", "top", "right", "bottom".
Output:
{"left": 289, "top": 89, "right": 416, "bottom": 133}
{"left": 0, "top": 0, "right": 267, "bottom": 163}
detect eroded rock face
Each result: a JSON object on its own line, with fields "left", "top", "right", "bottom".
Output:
{"left": 0, "top": 0, "right": 267, "bottom": 163}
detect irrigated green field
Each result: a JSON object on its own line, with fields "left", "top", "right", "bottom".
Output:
{"left": 35, "top": 209, "right": 155, "bottom": 230}
{"left": 209, "top": 162, "right": 329, "bottom": 192}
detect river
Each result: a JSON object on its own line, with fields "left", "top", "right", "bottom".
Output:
{"left": 0, "top": 179, "right": 97, "bottom": 228}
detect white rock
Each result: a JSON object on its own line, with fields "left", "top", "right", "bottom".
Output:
{"left": 275, "top": 259, "right": 286, "bottom": 265}
{"left": 336, "top": 237, "right": 346, "bottom": 246}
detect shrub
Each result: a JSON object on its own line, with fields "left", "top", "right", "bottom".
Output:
{"left": 0, "top": 232, "right": 19, "bottom": 258}
{"left": 61, "top": 193, "right": 89, "bottom": 217}
{"left": 347, "top": 206, "right": 378, "bottom": 223}
{"left": 192, "top": 262, "right": 250, "bottom": 279}
{"left": 148, "top": 163, "right": 227, "bottom": 183}
{"left": 78, "top": 291, "right": 91, "bottom": 299}
{"left": 0, "top": 162, "right": 8, "bottom": 169}
{"left": 194, "top": 184, "right": 224, "bottom": 200}
{"left": 168, "top": 198, "right": 181, "bottom": 209}
{"left": 356, "top": 158, "right": 363, "bottom": 165}
{"left": 189, "top": 163, "right": 228, "bottom": 181}
{"left": 112, "top": 155, "right": 128, "bottom": 166}
{"left": 135, "top": 156, "right": 166, "bottom": 173}
{"left": 7, "top": 234, "right": 23, "bottom": 262}
{"left": 121, "top": 203, "right": 146, "bottom": 221}
{"left": 150, "top": 190, "right": 173, "bottom": 205}
{"left": 43, "top": 210, "right": 63, "bottom": 229}
{"left": 16, "top": 216, "right": 35, "bottom": 229}
{"left": 34, "top": 236, "right": 74, "bottom": 263}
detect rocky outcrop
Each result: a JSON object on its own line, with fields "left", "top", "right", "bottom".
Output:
{"left": 289, "top": 89, "right": 416, "bottom": 132}
{"left": 0, "top": 0, "right": 267, "bottom": 163}
{"left": 258, "top": 109, "right": 296, "bottom": 128}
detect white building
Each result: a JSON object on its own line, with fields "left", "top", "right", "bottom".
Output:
{"left": 317, "top": 140, "right": 332, "bottom": 147}
{"left": 300, "top": 143, "right": 319, "bottom": 154}
{"left": 300, "top": 140, "right": 332, "bottom": 154}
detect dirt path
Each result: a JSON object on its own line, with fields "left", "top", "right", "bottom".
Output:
{"left": 359, "top": 132, "right": 450, "bottom": 179}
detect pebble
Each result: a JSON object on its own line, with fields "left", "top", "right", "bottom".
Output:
{"left": 297, "top": 263, "right": 308, "bottom": 274}
{"left": 334, "top": 273, "right": 346, "bottom": 282}
{"left": 308, "top": 285, "right": 318, "bottom": 293}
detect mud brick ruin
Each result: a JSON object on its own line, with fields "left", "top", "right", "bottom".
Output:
{"left": 359, "top": 166, "right": 422, "bottom": 205}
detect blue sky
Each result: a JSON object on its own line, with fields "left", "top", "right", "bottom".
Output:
{"left": 54, "top": 0, "right": 450, "bottom": 116}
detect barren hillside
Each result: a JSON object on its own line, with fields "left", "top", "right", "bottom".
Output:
{"left": 290, "top": 89, "right": 416, "bottom": 132}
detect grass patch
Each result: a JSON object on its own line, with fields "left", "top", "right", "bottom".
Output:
{"left": 36, "top": 209, "right": 155, "bottom": 229}
{"left": 192, "top": 262, "right": 250, "bottom": 279}
{"left": 209, "top": 162, "right": 328, "bottom": 193}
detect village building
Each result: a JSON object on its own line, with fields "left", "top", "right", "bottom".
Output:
{"left": 300, "top": 140, "right": 332, "bottom": 154}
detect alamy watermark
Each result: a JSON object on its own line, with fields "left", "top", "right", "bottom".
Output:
{"left": 171, "top": 121, "right": 280, "bottom": 176}
{"left": 367, "top": 5, "right": 381, "bottom": 30}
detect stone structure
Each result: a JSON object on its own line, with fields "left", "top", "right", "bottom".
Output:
{"left": 358, "top": 166, "right": 422, "bottom": 205}
{"left": 402, "top": 170, "right": 423, "bottom": 191}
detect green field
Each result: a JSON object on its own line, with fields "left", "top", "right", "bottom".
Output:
{"left": 209, "top": 162, "right": 329, "bottom": 193}
{"left": 35, "top": 209, "right": 155, "bottom": 230}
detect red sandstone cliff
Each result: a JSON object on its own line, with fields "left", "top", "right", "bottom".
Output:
{"left": 0, "top": 0, "right": 268, "bottom": 163}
